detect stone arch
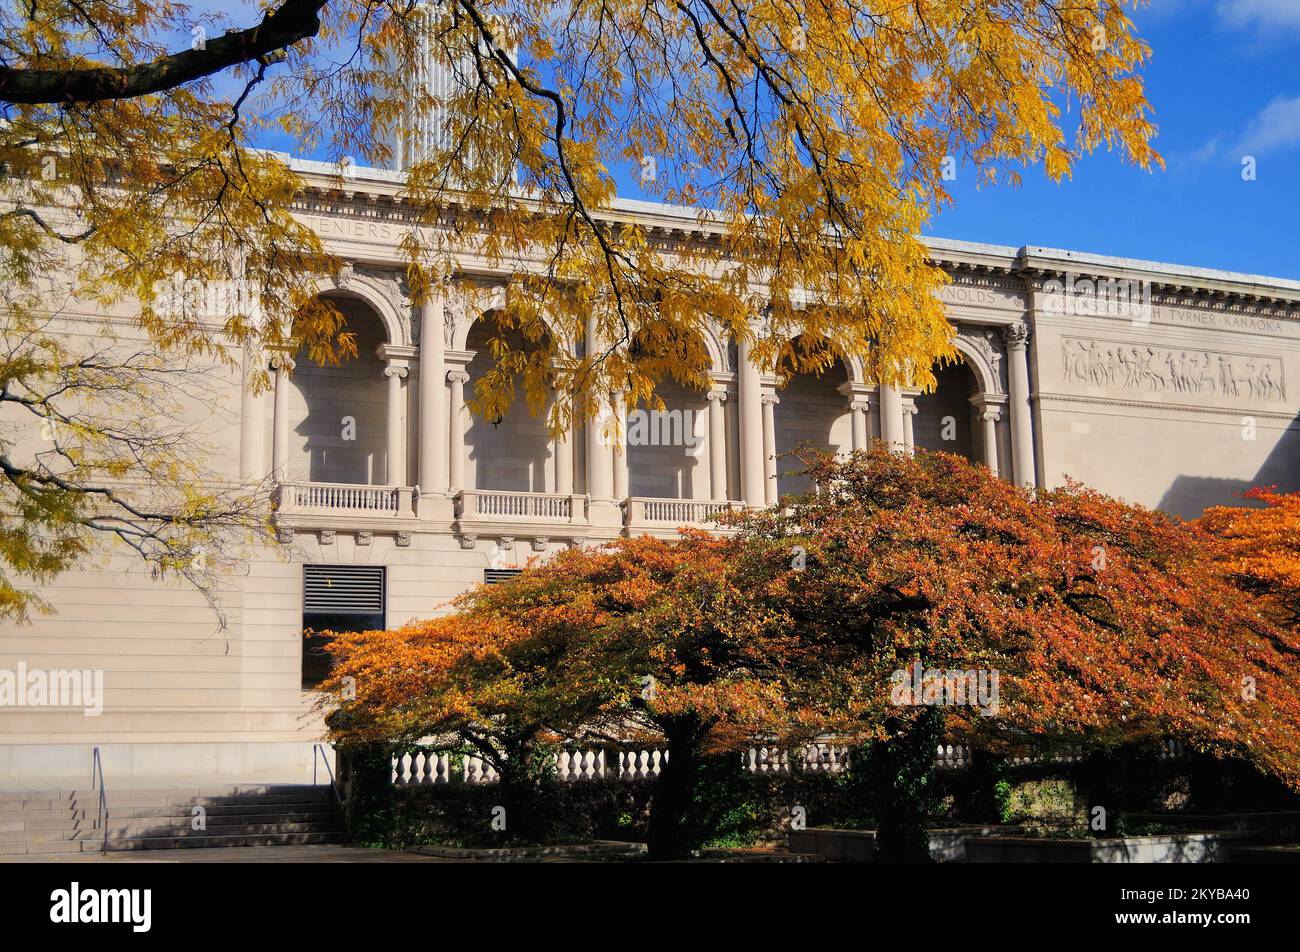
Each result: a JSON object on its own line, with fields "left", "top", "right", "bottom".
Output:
{"left": 317, "top": 271, "right": 411, "bottom": 347}
{"left": 727, "top": 325, "right": 864, "bottom": 384}
{"left": 450, "top": 284, "right": 507, "bottom": 352}
{"left": 840, "top": 352, "right": 866, "bottom": 386}
{"left": 290, "top": 294, "right": 391, "bottom": 484}
{"left": 462, "top": 313, "right": 556, "bottom": 494}
{"left": 698, "top": 322, "right": 730, "bottom": 375}
{"left": 451, "top": 305, "right": 576, "bottom": 361}
{"left": 951, "top": 327, "right": 1004, "bottom": 396}
{"left": 773, "top": 334, "right": 854, "bottom": 498}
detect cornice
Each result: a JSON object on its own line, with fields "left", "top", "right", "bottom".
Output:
{"left": 283, "top": 160, "right": 1300, "bottom": 317}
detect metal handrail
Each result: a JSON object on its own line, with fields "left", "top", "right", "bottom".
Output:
{"left": 313, "top": 743, "right": 343, "bottom": 809}
{"left": 91, "top": 747, "right": 108, "bottom": 853}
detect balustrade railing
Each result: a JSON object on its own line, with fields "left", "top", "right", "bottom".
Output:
{"left": 390, "top": 739, "right": 1189, "bottom": 787}
{"left": 389, "top": 742, "right": 974, "bottom": 786}
{"left": 456, "top": 490, "right": 576, "bottom": 522}
{"left": 279, "top": 481, "right": 404, "bottom": 514}
{"left": 624, "top": 497, "right": 743, "bottom": 527}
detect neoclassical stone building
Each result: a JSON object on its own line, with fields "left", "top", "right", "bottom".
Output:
{"left": 2, "top": 158, "right": 1299, "bottom": 786}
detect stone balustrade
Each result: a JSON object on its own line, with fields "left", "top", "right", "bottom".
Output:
{"left": 279, "top": 481, "right": 412, "bottom": 515}
{"left": 623, "top": 497, "right": 743, "bottom": 530}
{"left": 455, "top": 489, "right": 581, "bottom": 524}
{"left": 390, "top": 743, "right": 978, "bottom": 786}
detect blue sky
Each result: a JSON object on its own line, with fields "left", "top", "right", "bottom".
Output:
{"left": 928, "top": 0, "right": 1300, "bottom": 279}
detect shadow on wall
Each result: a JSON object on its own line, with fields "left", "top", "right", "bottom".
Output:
{"left": 464, "top": 321, "right": 553, "bottom": 493}
{"left": 912, "top": 362, "right": 979, "bottom": 461}
{"left": 626, "top": 379, "right": 709, "bottom": 500}
{"left": 1157, "top": 415, "right": 1300, "bottom": 517}
{"left": 292, "top": 296, "right": 389, "bottom": 485}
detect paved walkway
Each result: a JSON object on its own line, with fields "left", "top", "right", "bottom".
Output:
{"left": 3, "top": 845, "right": 459, "bottom": 863}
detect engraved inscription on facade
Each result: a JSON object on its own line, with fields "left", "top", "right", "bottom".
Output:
{"left": 1061, "top": 337, "right": 1285, "bottom": 401}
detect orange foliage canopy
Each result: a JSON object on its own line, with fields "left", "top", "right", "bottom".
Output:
{"left": 319, "top": 530, "right": 824, "bottom": 757}
{"left": 319, "top": 447, "right": 1300, "bottom": 788}
{"left": 1200, "top": 487, "right": 1300, "bottom": 628}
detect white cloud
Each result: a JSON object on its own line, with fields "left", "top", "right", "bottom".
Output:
{"left": 1188, "top": 136, "right": 1222, "bottom": 164}
{"left": 1217, "top": 0, "right": 1300, "bottom": 33}
{"left": 1232, "top": 94, "right": 1300, "bottom": 156}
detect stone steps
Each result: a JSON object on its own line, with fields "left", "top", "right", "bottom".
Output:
{"left": 0, "top": 784, "right": 344, "bottom": 857}
{"left": 0, "top": 789, "right": 335, "bottom": 811}
{"left": 3, "top": 814, "right": 345, "bottom": 836}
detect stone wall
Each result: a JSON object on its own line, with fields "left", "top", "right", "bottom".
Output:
{"left": 1031, "top": 298, "right": 1300, "bottom": 516}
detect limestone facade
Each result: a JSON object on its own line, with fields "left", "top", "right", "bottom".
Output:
{"left": 2, "top": 163, "right": 1298, "bottom": 786}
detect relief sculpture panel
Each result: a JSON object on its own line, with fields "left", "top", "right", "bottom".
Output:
{"left": 1060, "top": 337, "right": 1285, "bottom": 402}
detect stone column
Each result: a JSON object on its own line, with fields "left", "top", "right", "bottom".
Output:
{"left": 981, "top": 407, "right": 1001, "bottom": 477}
{"left": 270, "top": 353, "right": 294, "bottom": 483}
{"left": 554, "top": 424, "right": 573, "bottom": 495}
{"left": 583, "top": 314, "right": 620, "bottom": 529}
{"left": 850, "top": 399, "right": 869, "bottom": 452}
{"left": 383, "top": 363, "right": 408, "bottom": 485}
{"left": 707, "top": 388, "right": 728, "bottom": 500}
{"left": 417, "top": 292, "right": 449, "bottom": 516}
{"left": 761, "top": 392, "right": 779, "bottom": 506}
{"left": 447, "top": 370, "right": 469, "bottom": 492}
{"left": 879, "top": 382, "right": 906, "bottom": 451}
{"left": 239, "top": 346, "right": 267, "bottom": 482}
{"left": 612, "top": 392, "right": 629, "bottom": 502}
{"left": 1004, "top": 321, "right": 1037, "bottom": 488}
{"left": 902, "top": 398, "right": 918, "bottom": 455}
{"left": 737, "top": 337, "right": 765, "bottom": 506}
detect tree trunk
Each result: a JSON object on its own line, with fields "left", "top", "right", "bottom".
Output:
{"left": 340, "top": 743, "right": 396, "bottom": 847}
{"left": 494, "top": 735, "right": 551, "bottom": 844}
{"left": 861, "top": 707, "right": 945, "bottom": 862}
{"left": 645, "top": 722, "right": 703, "bottom": 860}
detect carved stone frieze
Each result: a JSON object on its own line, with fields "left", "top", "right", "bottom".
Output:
{"left": 1061, "top": 337, "right": 1285, "bottom": 402}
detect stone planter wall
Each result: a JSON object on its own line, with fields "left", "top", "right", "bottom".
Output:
{"left": 788, "top": 826, "right": 1017, "bottom": 863}
{"left": 965, "top": 832, "right": 1245, "bottom": 863}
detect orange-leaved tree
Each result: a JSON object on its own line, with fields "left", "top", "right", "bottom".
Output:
{"left": 555, "top": 531, "right": 837, "bottom": 859}
{"left": 318, "top": 530, "right": 833, "bottom": 856}
{"left": 321, "top": 448, "right": 1300, "bottom": 854}
{"left": 1200, "top": 487, "right": 1300, "bottom": 628}
{"left": 743, "top": 448, "right": 1300, "bottom": 797}
{"left": 316, "top": 568, "right": 616, "bottom": 842}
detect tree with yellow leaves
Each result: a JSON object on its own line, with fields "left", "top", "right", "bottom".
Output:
{"left": 1, "top": 0, "right": 1161, "bottom": 616}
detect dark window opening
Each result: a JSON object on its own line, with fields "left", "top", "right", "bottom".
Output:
{"left": 302, "top": 565, "right": 386, "bottom": 690}
{"left": 484, "top": 568, "right": 524, "bottom": 585}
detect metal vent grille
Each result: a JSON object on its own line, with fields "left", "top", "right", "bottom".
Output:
{"left": 484, "top": 568, "right": 524, "bottom": 585}
{"left": 304, "top": 565, "right": 386, "bottom": 614}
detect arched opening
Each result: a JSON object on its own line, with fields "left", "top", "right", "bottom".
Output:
{"left": 773, "top": 342, "right": 853, "bottom": 498}
{"left": 626, "top": 378, "right": 711, "bottom": 500}
{"left": 620, "top": 325, "right": 718, "bottom": 502}
{"left": 288, "top": 293, "right": 390, "bottom": 484}
{"left": 912, "top": 358, "right": 981, "bottom": 461}
{"left": 463, "top": 317, "right": 555, "bottom": 493}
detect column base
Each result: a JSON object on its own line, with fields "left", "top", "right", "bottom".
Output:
{"left": 417, "top": 493, "right": 455, "bottom": 521}
{"left": 568, "top": 494, "right": 588, "bottom": 525}
{"left": 587, "top": 499, "right": 624, "bottom": 531}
